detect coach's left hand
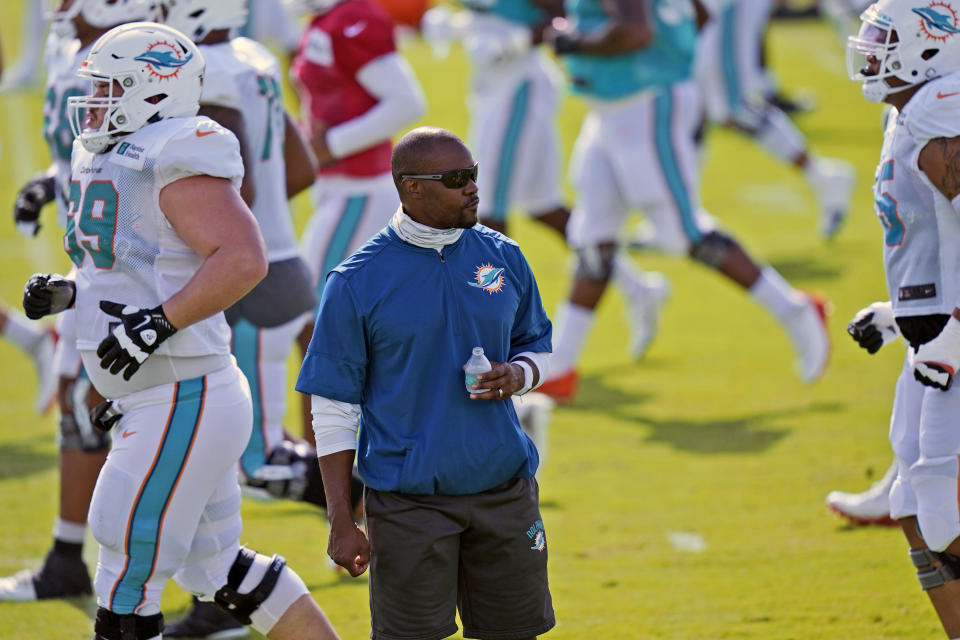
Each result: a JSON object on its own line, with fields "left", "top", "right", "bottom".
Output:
{"left": 914, "top": 314, "right": 960, "bottom": 391}
{"left": 469, "top": 362, "right": 524, "bottom": 401}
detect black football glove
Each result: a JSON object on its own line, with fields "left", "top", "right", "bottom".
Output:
{"left": 97, "top": 301, "right": 178, "bottom": 380}
{"left": 89, "top": 400, "right": 123, "bottom": 433}
{"left": 22, "top": 273, "right": 76, "bottom": 319}
{"left": 13, "top": 175, "right": 55, "bottom": 237}
{"left": 846, "top": 301, "right": 899, "bottom": 355}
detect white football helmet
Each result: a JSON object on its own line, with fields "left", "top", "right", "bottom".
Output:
{"left": 848, "top": 0, "right": 960, "bottom": 102}
{"left": 160, "top": 0, "right": 249, "bottom": 42}
{"left": 67, "top": 22, "right": 205, "bottom": 153}
{"left": 47, "top": 0, "right": 159, "bottom": 39}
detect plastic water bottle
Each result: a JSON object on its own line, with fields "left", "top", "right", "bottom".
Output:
{"left": 464, "top": 346, "right": 492, "bottom": 392}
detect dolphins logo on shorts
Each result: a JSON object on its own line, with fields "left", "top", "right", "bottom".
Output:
{"left": 526, "top": 520, "right": 546, "bottom": 552}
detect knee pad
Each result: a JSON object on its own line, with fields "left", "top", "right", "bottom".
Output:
{"left": 94, "top": 607, "right": 163, "bottom": 640}
{"left": 59, "top": 376, "right": 110, "bottom": 452}
{"left": 248, "top": 441, "right": 364, "bottom": 512}
{"left": 909, "top": 547, "right": 960, "bottom": 590}
{"left": 247, "top": 440, "right": 312, "bottom": 502}
{"left": 213, "top": 547, "right": 309, "bottom": 635}
{"left": 689, "top": 231, "right": 734, "bottom": 268}
{"left": 575, "top": 245, "right": 617, "bottom": 282}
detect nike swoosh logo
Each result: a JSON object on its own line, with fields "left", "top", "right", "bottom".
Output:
{"left": 196, "top": 128, "right": 216, "bottom": 137}
{"left": 344, "top": 21, "right": 366, "bottom": 38}
{"left": 122, "top": 430, "right": 136, "bottom": 439}
{"left": 132, "top": 317, "right": 151, "bottom": 331}
{"left": 937, "top": 91, "right": 960, "bottom": 99}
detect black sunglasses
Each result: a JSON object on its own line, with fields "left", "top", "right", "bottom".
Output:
{"left": 401, "top": 163, "right": 478, "bottom": 189}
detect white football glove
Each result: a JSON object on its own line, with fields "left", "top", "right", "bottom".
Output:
{"left": 914, "top": 316, "right": 960, "bottom": 391}
{"left": 846, "top": 301, "right": 899, "bottom": 354}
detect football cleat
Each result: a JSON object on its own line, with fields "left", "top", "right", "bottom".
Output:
{"left": 537, "top": 370, "right": 579, "bottom": 404}
{"left": 31, "top": 330, "right": 57, "bottom": 415}
{"left": 0, "top": 549, "right": 92, "bottom": 601}
{"left": 164, "top": 598, "right": 249, "bottom": 639}
{"left": 826, "top": 462, "right": 898, "bottom": 527}
{"left": 785, "top": 294, "right": 830, "bottom": 384}
{"left": 626, "top": 272, "right": 670, "bottom": 360}
{"left": 807, "top": 157, "right": 855, "bottom": 241}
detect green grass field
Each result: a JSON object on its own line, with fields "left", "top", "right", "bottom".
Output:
{"left": 0, "top": 3, "right": 940, "bottom": 638}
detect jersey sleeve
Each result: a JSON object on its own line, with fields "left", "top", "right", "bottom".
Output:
{"left": 154, "top": 119, "right": 244, "bottom": 190}
{"left": 295, "top": 272, "right": 369, "bottom": 404}
{"left": 508, "top": 247, "right": 553, "bottom": 358}
{"left": 199, "top": 52, "right": 243, "bottom": 110}
{"left": 333, "top": 8, "right": 396, "bottom": 75}
{"left": 905, "top": 77, "right": 960, "bottom": 144}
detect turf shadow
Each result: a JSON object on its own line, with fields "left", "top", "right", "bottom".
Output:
{"left": 0, "top": 436, "right": 56, "bottom": 480}
{"left": 767, "top": 256, "right": 842, "bottom": 283}
{"left": 638, "top": 401, "right": 844, "bottom": 454}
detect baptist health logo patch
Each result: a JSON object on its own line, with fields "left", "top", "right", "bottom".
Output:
{"left": 134, "top": 40, "right": 194, "bottom": 81}
{"left": 526, "top": 520, "right": 546, "bottom": 552}
{"left": 468, "top": 264, "right": 505, "bottom": 294}
{"left": 914, "top": 2, "right": 960, "bottom": 41}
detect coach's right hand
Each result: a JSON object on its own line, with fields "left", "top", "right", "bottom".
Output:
{"left": 847, "top": 301, "right": 899, "bottom": 354}
{"left": 327, "top": 520, "right": 370, "bottom": 577}
{"left": 22, "top": 272, "right": 76, "bottom": 319}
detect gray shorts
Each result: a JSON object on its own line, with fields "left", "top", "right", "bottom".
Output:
{"left": 223, "top": 256, "right": 316, "bottom": 327}
{"left": 365, "top": 478, "right": 555, "bottom": 640}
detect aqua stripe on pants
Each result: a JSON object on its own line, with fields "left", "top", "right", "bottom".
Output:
{"left": 490, "top": 80, "right": 532, "bottom": 221}
{"left": 233, "top": 320, "right": 265, "bottom": 476}
{"left": 314, "top": 195, "right": 368, "bottom": 307}
{"left": 109, "top": 376, "right": 206, "bottom": 613}
{"left": 653, "top": 88, "right": 702, "bottom": 244}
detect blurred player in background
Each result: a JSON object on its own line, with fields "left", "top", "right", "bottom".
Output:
{"left": 0, "top": 0, "right": 45, "bottom": 91}
{"left": 278, "top": 0, "right": 425, "bottom": 445}
{"left": 845, "top": 1, "right": 960, "bottom": 633}
{"left": 0, "top": 0, "right": 158, "bottom": 604}
{"left": 695, "top": 0, "right": 856, "bottom": 240}
{"left": 24, "top": 20, "right": 341, "bottom": 640}
{"left": 538, "top": 0, "right": 830, "bottom": 402}
{"left": 422, "top": 0, "right": 671, "bottom": 365}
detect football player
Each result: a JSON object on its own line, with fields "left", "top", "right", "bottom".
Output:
{"left": 0, "top": 0, "right": 158, "bottom": 603}
{"left": 845, "top": 1, "right": 960, "bottom": 633}
{"left": 158, "top": 3, "right": 360, "bottom": 635}
{"left": 24, "top": 21, "right": 341, "bottom": 640}
{"left": 279, "top": 0, "right": 426, "bottom": 444}
{"left": 422, "top": 0, "right": 671, "bottom": 362}
{"left": 538, "top": 0, "right": 830, "bottom": 402}
{"left": 695, "top": 0, "right": 856, "bottom": 240}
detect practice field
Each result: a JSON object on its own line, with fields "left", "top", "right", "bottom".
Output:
{"left": 0, "top": 4, "right": 938, "bottom": 639}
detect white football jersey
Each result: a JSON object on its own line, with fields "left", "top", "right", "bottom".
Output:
{"left": 68, "top": 117, "right": 243, "bottom": 395}
{"left": 875, "top": 71, "right": 960, "bottom": 318}
{"left": 42, "top": 34, "right": 89, "bottom": 228}
{"left": 201, "top": 38, "right": 300, "bottom": 262}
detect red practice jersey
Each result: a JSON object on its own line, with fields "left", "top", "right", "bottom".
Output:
{"left": 291, "top": 0, "right": 396, "bottom": 177}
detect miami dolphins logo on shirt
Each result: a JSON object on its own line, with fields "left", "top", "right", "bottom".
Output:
{"left": 914, "top": 2, "right": 960, "bottom": 41}
{"left": 135, "top": 40, "right": 194, "bottom": 80}
{"left": 468, "top": 264, "right": 505, "bottom": 294}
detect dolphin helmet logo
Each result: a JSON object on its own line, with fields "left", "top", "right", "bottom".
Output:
{"left": 135, "top": 40, "right": 193, "bottom": 80}
{"left": 914, "top": 3, "right": 960, "bottom": 41}
{"left": 468, "top": 264, "right": 505, "bottom": 294}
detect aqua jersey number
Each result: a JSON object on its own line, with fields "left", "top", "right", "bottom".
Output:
{"left": 65, "top": 180, "right": 118, "bottom": 269}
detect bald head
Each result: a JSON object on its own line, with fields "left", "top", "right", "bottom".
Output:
{"left": 391, "top": 127, "right": 468, "bottom": 192}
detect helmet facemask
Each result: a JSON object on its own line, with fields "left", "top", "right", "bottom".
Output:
{"left": 847, "top": 14, "right": 906, "bottom": 102}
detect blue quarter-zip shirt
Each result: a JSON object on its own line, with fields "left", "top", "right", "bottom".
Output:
{"left": 296, "top": 223, "right": 553, "bottom": 495}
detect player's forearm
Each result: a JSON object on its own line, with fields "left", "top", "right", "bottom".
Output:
{"left": 284, "top": 112, "right": 317, "bottom": 198}
{"left": 326, "top": 54, "right": 426, "bottom": 158}
{"left": 162, "top": 239, "right": 267, "bottom": 328}
{"left": 318, "top": 449, "right": 360, "bottom": 527}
